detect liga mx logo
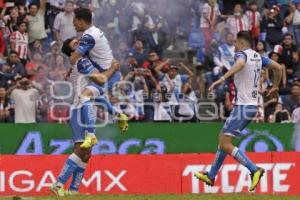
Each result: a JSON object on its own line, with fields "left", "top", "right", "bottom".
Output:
{"left": 238, "top": 129, "right": 284, "bottom": 152}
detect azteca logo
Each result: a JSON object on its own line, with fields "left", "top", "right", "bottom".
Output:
{"left": 182, "top": 163, "right": 295, "bottom": 193}
{"left": 238, "top": 129, "right": 284, "bottom": 152}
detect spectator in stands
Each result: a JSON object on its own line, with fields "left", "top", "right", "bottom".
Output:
{"left": 142, "top": 50, "right": 169, "bottom": 71}
{"left": 200, "top": 0, "right": 221, "bottom": 50}
{"left": 130, "top": 1, "right": 146, "bottom": 33}
{"left": 43, "top": 41, "right": 62, "bottom": 68}
{"left": 10, "top": 20, "right": 28, "bottom": 66}
{"left": 0, "top": 63, "right": 12, "bottom": 89}
{"left": 261, "top": 5, "right": 283, "bottom": 50}
{"left": 6, "top": 50, "right": 26, "bottom": 78}
{"left": 292, "top": 49, "right": 300, "bottom": 80}
{"left": 285, "top": 0, "right": 300, "bottom": 45}
{"left": 144, "top": 9, "right": 168, "bottom": 57}
{"left": 203, "top": 40, "right": 219, "bottom": 88}
{"left": 257, "top": 68, "right": 271, "bottom": 122}
{"left": 143, "top": 67, "right": 160, "bottom": 121}
{"left": 47, "top": 0, "right": 65, "bottom": 32}
{"left": 284, "top": 83, "right": 300, "bottom": 114}
{"left": 48, "top": 54, "right": 66, "bottom": 81}
{"left": 33, "top": 66, "right": 50, "bottom": 92}
{"left": 281, "top": 33, "right": 298, "bottom": 84}
{"left": 246, "top": 1, "right": 261, "bottom": 45}
{"left": 75, "top": 0, "right": 91, "bottom": 8}
{"left": 30, "top": 39, "right": 44, "bottom": 55}
{"left": 94, "top": 0, "right": 121, "bottom": 41}
{"left": 127, "top": 39, "right": 148, "bottom": 68}
{"left": 177, "top": 82, "right": 198, "bottom": 122}
{"left": 36, "top": 82, "right": 52, "bottom": 122}
{"left": 2, "top": 5, "right": 20, "bottom": 34}
{"left": 53, "top": 0, "right": 77, "bottom": 44}
{"left": 25, "top": 0, "right": 47, "bottom": 44}
{"left": 256, "top": 41, "right": 269, "bottom": 57}
{"left": 156, "top": 62, "right": 194, "bottom": 120}
{"left": 9, "top": 77, "right": 39, "bottom": 123}
{"left": 123, "top": 69, "right": 149, "bottom": 120}
{"left": 153, "top": 82, "right": 172, "bottom": 121}
{"left": 0, "top": 20, "right": 6, "bottom": 63}
{"left": 263, "top": 80, "right": 278, "bottom": 122}
{"left": 213, "top": 32, "right": 235, "bottom": 71}
{"left": 292, "top": 106, "right": 300, "bottom": 122}
{"left": 225, "top": 4, "right": 250, "bottom": 39}
{"left": 25, "top": 52, "right": 47, "bottom": 81}
{"left": 269, "top": 102, "right": 291, "bottom": 123}
{"left": 269, "top": 45, "right": 287, "bottom": 94}
{"left": 0, "top": 86, "right": 10, "bottom": 122}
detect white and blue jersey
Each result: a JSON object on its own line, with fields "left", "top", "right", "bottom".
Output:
{"left": 69, "top": 57, "right": 120, "bottom": 142}
{"left": 160, "top": 73, "right": 189, "bottom": 105}
{"left": 233, "top": 49, "right": 271, "bottom": 106}
{"left": 77, "top": 25, "right": 113, "bottom": 70}
{"left": 69, "top": 57, "right": 96, "bottom": 108}
{"left": 222, "top": 49, "right": 271, "bottom": 137}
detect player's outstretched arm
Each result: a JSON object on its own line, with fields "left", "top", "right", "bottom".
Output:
{"left": 208, "top": 59, "right": 245, "bottom": 92}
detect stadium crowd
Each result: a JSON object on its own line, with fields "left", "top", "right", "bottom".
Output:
{"left": 0, "top": 0, "right": 299, "bottom": 123}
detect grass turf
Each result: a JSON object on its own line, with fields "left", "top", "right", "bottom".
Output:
{"left": 2, "top": 194, "right": 300, "bottom": 200}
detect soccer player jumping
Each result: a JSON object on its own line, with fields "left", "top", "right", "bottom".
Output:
{"left": 50, "top": 8, "right": 128, "bottom": 196}
{"left": 194, "top": 31, "right": 282, "bottom": 191}
{"left": 69, "top": 7, "right": 128, "bottom": 148}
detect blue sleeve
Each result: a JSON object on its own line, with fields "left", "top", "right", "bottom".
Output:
{"left": 262, "top": 56, "right": 272, "bottom": 68}
{"left": 234, "top": 51, "right": 247, "bottom": 62}
{"left": 159, "top": 73, "right": 165, "bottom": 81}
{"left": 180, "top": 75, "right": 189, "bottom": 83}
{"left": 77, "top": 58, "right": 96, "bottom": 75}
{"left": 76, "top": 34, "right": 95, "bottom": 55}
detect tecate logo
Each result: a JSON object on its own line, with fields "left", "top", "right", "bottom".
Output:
{"left": 182, "top": 163, "right": 295, "bottom": 193}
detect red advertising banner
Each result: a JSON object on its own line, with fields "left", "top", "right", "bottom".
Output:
{"left": 0, "top": 152, "right": 299, "bottom": 196}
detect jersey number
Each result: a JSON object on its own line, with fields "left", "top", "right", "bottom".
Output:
{"left": 253, "top": 68, "right": 261, "bottom": 88}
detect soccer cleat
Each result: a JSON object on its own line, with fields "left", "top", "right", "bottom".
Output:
{"left": 194, "top": 171, "right": 215, "bottom": 186}
{"left": 80, "top": 135, "right": 98, "bottom": 149}
{"left": 49, "top": 183, "right": 67, "bottom": 197}
{"left": 249, "top": 167, "right": 265, "bottom": 191}
{"left": 117, "top": 113, "right": 129, "bottom": 134}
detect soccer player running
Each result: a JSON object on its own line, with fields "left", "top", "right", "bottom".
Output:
{"left": 69, "top": 7, "right": 128, "bottom": 148}
{"left": 194, "top": 31, "right": 282, "bottom": 191}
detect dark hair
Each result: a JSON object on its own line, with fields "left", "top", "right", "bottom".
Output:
{"left": 28, "top": 3, "right": 39, "bottom": 9}
{"left": 9, "top": 50, "right": 18, "bottom": 55}
{"left": 61, "top": 38, "right": 75, "bottom": 57}
{"left": 16, "top": 20, "right": 26, "bottom": 27}
{"left": 237, "top": 31, "right": 253, "bottom": 45}
{"left": 225, "top": 32, "right": 234, "bottom": 38}
{"left": 148, "top": 50, "right": 158, "bottom": 55}
{"left": 283, "top": 33, "right": 293, "bottom": 39}
{"left": 257, "top": 40, "right": 267, "bottom": 52}
{"left": 292, "top": 83, "right": 300, "bottom": 88}
{"left": 74, "top": 8, "right": 92, "bottom": 23}
{"left": 249, "top": 1, "right": 257, "bottom": 6}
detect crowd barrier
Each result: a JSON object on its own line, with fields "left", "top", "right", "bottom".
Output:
{"left": 0, "top": 152, "right": 299, "bottom": 196}
{"left": 0, "top": 123, "right": 296, "bottom": 154}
